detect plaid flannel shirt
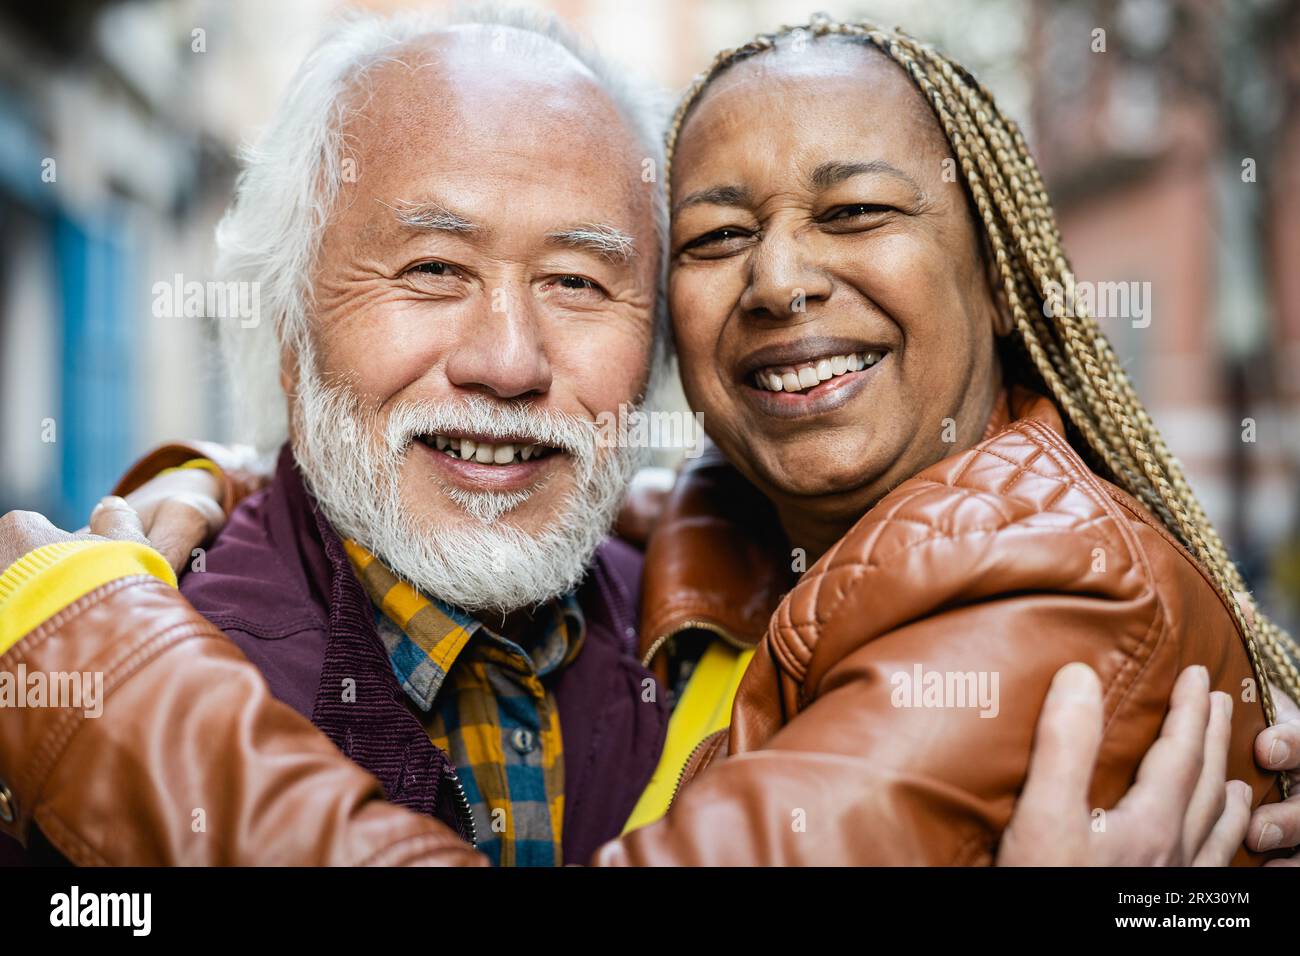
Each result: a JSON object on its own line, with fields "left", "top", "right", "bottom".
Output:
{"left": 344, "top": 540, "right": 583, "bottom": 867}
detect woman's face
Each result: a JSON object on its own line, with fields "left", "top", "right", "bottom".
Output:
{"left": 669, "top": 41, "right": 1006, "bottom": 536}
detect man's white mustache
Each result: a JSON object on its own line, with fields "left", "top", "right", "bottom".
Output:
{"left": 383, "top": 396, "right": 598, "bottom": 480}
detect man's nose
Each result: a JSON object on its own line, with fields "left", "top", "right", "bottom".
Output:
{"left": 444, "top": 288, "right": 553, "bottom": 399}
{"left": 738, "top": 229, "right": 833, "bottom": 320}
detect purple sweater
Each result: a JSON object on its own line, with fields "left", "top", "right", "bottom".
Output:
{"left": 180, "top": 447, "right": 669, "bottom": 864}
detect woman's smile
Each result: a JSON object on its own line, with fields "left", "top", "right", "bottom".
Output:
{"left": 738, "top": 341, "right": 889, "bottom": 420}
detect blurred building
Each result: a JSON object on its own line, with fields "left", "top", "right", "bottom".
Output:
{"left": 1025, "top": 0, "right": 1300, "bottom": 629}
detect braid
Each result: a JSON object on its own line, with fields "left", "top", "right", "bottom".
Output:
{"left": 665, "top": 15, "right": 1300, "bottom": 778}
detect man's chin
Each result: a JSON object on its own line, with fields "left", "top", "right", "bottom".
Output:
{"left": 402, "top": 452, "right": 575, "bottom": 527}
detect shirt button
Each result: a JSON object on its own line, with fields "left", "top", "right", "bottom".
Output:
{"left": 510, "top": 728, "right": 536, "bottom": 755}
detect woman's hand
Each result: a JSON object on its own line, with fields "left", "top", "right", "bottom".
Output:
{"left": 116, "top": 467, "right": 226, "bottom": 573}
{"left": 998, "top": 662, "right": 1252, "bottom": 866}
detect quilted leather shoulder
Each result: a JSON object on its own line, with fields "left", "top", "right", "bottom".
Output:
{"left": 768, "top": 412, "right": 1157, "bottom": 689}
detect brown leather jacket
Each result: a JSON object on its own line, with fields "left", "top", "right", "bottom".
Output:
{"left": 0, "top": 389, "right": 1280, "bottom": 864}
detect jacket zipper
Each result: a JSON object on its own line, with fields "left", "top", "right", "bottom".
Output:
{"left": 641, "top": 619, "right": 748, "bottom": 811}
{"left": 443, "top": 768, "right": 478, "bottom": 847}
{"left": 641, "top": 619, "right": 750, "bottom": 669}
{"left": 667, "top": 729, "right": 727, "bottom": 812}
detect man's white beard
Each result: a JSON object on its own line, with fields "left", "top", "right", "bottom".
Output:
{"left": 290, "top": 357, "right": 641, "bottom": 615}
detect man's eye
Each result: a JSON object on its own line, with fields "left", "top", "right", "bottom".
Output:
{"left": 556, "top": 275, "right": 597, "bottom": 291}
{"left": 409, "top": 261, "right": 456, "bottom": 277}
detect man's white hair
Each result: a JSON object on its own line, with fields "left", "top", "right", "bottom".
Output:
{"left": 215, "top": 4, "right": 669, "bottom": 454}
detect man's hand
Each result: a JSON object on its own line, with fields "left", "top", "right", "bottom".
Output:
{"left": 0, "top": 498, "right": 153, "bottom": 575}
{"left": 998, "top": 663, "right": 1251, "bottom": 866}
{"left": 1249, "top": 684, "right": 1300, "bottom": 864}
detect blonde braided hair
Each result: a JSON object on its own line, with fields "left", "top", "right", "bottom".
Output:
{"left": 665, "top": 15, "right": 1300, "bottom": 766}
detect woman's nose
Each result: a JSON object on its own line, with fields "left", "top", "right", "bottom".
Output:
{"left": 738, "top": 230, "right": 833, "bottom": 320}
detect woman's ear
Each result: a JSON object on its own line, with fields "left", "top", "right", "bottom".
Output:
{"left": 980, "top": 231, "right": 1016, "bottom": 338}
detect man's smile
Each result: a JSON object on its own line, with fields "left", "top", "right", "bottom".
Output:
{"left": 412, "top": 432, "right": 564, "bottom": 492}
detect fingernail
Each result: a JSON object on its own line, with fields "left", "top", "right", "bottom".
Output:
{"left": 1053, "top": 662, "right": 1096, "bottom": 697}
{"left": 1269, "top": 738, "right": 1291, "bottom": 768}
{"left": 1193, "top": 665, "right": 1210, "bottom": 689}
{"left": 1232, "top": 780, "right": 1252, "bottom": 808}
{"left": 1257, "top": 822, "right": 1283, "bottom": 852}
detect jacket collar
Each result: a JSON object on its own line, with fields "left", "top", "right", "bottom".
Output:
{"left": 638, "top": 386, "right": 1064, "bottom": 664}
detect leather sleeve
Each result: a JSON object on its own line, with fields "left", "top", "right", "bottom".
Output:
{"left": 112, "top": 441, "right": 270, "bottom": 517}
{"left": 592, "top": 583, "right": 1278, "bottom": 866}
{"left": 0, "top": 577, "right": 485, "bottom": 866}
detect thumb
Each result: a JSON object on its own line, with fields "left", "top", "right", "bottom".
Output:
{"left": 1018, "top": 663, "right": 1105, "bottom": 822}
{"left": 88, "top": 496, "right": 150, "bottom": 546}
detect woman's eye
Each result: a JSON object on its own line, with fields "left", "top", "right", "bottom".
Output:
{"left": 682, "top": 228, "right": 752, "bottom": 254}
{"left": 825, "top": 203, "right": 892, "bottom": 222}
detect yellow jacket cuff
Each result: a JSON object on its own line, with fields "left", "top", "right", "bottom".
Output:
{"left": 0, "top": 540, "right": 177, "bottom": 656}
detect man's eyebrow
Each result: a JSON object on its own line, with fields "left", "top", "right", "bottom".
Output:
{"left": 383, "top": 198, "right": 479, "bottom": 234}
{"left": 672, "top": 185, "right": 750, "bottom": 217}
{"left": 546, "top": 224, "right": 637, "bottom": 263}
{"left": 809, "top": 160, "right": 926, "bottom": 200}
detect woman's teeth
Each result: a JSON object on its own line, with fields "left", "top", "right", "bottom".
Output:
{"left": 753, "top": 350, "right": 884, "bottom": 393}
{"left": 419, "top": 435, "right": 550, "bottom": 465}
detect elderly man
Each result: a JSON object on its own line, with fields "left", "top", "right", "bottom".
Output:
{"left": 4, "top": 11, "right": 671, "bottom": 868}
{"left": 2, "top": 8, "right": 1299, "bottom": 868}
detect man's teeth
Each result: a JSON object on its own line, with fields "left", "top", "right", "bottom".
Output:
{"left": 421, "top": 435, "right": 548, "bottom": 465}
{"left": 755, "top": 350, "right": 884, "bottom": 393}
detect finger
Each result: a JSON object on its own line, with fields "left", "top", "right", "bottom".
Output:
{"left": 1254, "top": 715, "right": 1300, "bottom": 774}
{"left": 87, "top": 496, "right": 150, "bottom": 546}
{"left": 1192, "top": 780, "right": 1252, "bottom": 866}
{"left": 1183, "top": 691, "right": 1233, "bottom": 855}
{"left": 1111, "top": 666, "right": 1210, "bottom": 839}
{"left": 0, "top": 510, "right": 65, "bottom": 573}
{"left": 1246, "top": 796, "right": 1300, "bottom": 853}
{"left": 1016, "top": 663, "right": 1105, "bottom": 823}
{"left": 1269, "top": 683, "right": 1300, "bottom": 723}
{"left": 144, "top": 498, "right": 216, "bottom": 573}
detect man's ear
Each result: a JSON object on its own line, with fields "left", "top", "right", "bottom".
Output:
{"left": 280, "top": 345, "right": 299, "bottom": 397}
{"left": 980, "top": 231, "right": 1015, "bottom": 338}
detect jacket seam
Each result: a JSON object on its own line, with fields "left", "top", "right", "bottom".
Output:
{"left": 1014, "top": 420, "right": 1168, "bottom": 730}
{"left": 33, "top": 806, "right": 108, "bottom": 867}
{"left": 25, "top": 620, "right": 232, "bottom": 819}
{"left": 13, "top": 581, "right": 231, "bottom": 830}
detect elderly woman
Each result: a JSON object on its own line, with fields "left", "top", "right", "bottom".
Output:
{"left": 599, "top": 15, "right": 1300, "bottom": 864}
{"left": 1, "top": 15, "right": 1298, "bottom": 866}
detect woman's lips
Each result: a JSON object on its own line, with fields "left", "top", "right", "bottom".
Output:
{"left": 749, "top": 349, "right": 884, "bottom": 393}
{"left": 740, "top": 352, "right": 887, "bottom": 420}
